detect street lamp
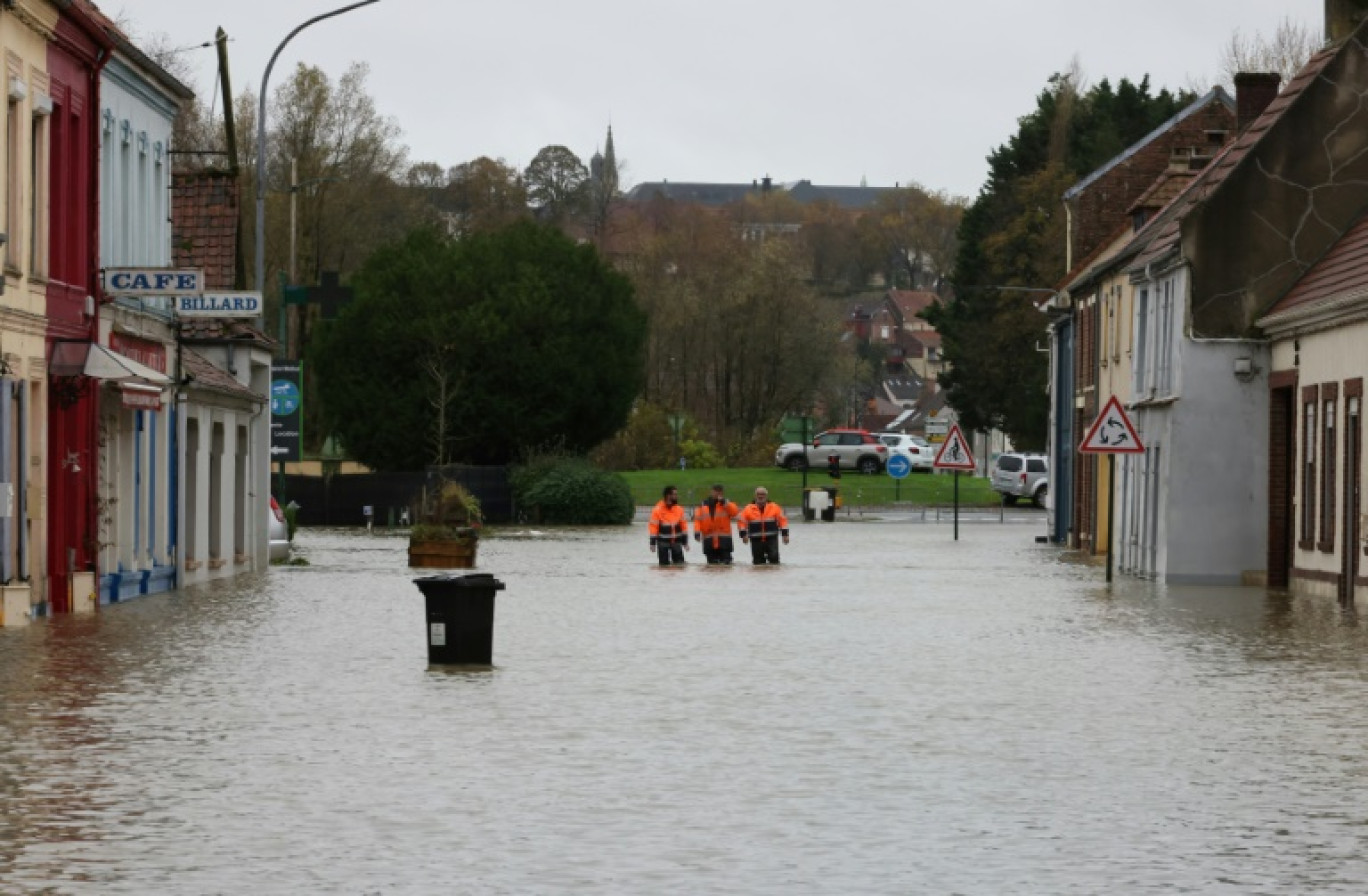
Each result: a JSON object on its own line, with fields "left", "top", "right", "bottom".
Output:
{"left": 254, "top": 0, "right": 380, "bottom": 326}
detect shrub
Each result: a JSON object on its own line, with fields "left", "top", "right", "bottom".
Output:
{"left": 590, "top": 401, "right": 675, "bottom": 470}
{"left": 512, "top": 457, "right": 634, "bottom": 524}
{"left": 679, "top": 438, "right": 723, "bottom": 469}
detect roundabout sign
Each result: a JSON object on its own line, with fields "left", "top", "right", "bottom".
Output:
{"left": 886, "top": 453, "right": 911, "bottom": 479}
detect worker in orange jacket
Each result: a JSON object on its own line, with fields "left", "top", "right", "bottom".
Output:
{"left": 693, "top": 483, "right": 739, "bottom": 565}
{"left": 648, "top": 485, "right": 691, "bottom": 566}
{"left": 737, "top": 487, "right": 789, "bottom": 565}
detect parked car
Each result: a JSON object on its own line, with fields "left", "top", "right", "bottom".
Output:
{"left": 774, "top": 428, "right": 889, "bottom": 474}
{"left": 991, "top": 453, "right": 1048, "bottom": 507}
{"left": 875, "top": 432, "right": 934, "bottom": 471}
{"left": 269, "top": 496, "right": 291, "bottom": 561}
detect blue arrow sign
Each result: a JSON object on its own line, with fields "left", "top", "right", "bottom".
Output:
{"left": 886, "top": 453, "right": 911, "bottom": 479}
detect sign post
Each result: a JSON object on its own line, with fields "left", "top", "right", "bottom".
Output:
{"left": 886, "top": 451, "right": 911, "bottom": 502}
{"left": 932, "top": 423, "right": 976, "bottom": 540}
{"left": 271, "top": 363, "right": 304, "bottom": 502}
{"left": 1078, "top": 395, "right": 1146, "bottom": 583}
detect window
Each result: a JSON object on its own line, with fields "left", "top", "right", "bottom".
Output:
{"left": 5, "top": 94, "right": 18, "bottom": 269}
{"left": 1027, "top": 458, "right": 1047, "bottom": 473}
{"left": 1156, "top": 280, "right": 1175, "bottom": 396}
{"left": 1099, "top": 293, "right": 1110, "bottom": 366}
{"left": 29, "top": 104, "right": 47, "bottom": 277}
{"left": 1112, "top": 285, "right": 1122, "bottom": 362}
{"left": 1320, "top": 388, "right": 1338, "bottom": 552}
{"left": 1134, "top": 288, "right": 1149, "bottom": 395}
{"left": 1302, "top": 388, "right": 1318, "bottom": 548}
{"left": 996, "top": 456, "right": 1023, "bottom": 473}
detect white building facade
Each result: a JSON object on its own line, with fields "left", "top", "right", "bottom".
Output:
{"left": 94, "top": 49, "right": 189, "bottom": 603}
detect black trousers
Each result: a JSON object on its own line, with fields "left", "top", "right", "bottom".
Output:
{"left": 748, "top": 537, "right": 780, "bottom": 565}
{"left": 657, "top": 542, "right": 685, "bottom": 566}
{"left": 702, "top": 536, "right": 734, "bottom": 565}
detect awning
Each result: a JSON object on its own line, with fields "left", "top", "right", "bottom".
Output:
{"left": 50, "top": 341, "right": 171, "bottom": 386}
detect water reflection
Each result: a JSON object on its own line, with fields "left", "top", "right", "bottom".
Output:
{"left": 3, "top": 521, "right": 1368, "bottom": 893}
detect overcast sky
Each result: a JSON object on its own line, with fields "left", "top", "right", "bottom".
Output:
{"left": 113, "top": 0, "right": 1325, "bottom": 199}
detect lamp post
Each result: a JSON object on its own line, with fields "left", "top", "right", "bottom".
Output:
{"left": 254, "top": 0, "right": 379, "bottom": 324}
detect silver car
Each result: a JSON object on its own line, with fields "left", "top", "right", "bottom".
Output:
{"left": 991, "top": 453, "right": 1048, "bottom": 507}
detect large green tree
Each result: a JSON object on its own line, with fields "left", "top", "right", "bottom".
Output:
{"left": 924, "top": 73, "right": 1187, "bottom": 447}
{"left": 310, "top": 221, "right": 646, "bottom": 469}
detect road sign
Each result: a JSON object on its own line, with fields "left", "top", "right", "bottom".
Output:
{"left": 271, "top": 363, "right": 303, "bottom": 463}
{"left": 933, "top": 424, "right": 976, "bottom": 471}
{"left": 1079, "top": 395, "right": 1145, "bottom": 454}
{"left": 886, "top": 453, "right": 911, "bottom": 479}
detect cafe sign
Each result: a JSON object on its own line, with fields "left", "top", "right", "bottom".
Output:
{"left": 103, "top": 268, "right": 203, "bottom": 296}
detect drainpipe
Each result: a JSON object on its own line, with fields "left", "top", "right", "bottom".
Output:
{"left": 1064, "top": 201, "right": 1073, "bottom": 273}
{"left": 176, "top": 390, "right": 187, "bottom": 586}
{"left": 17, "top": 381, "right": 27, "bottom": 580}
{"left": 86, "top": 42, "right": 110, "bottom": 590}
{"left": 0, "top": 382, "right": 10, "bottom": 583}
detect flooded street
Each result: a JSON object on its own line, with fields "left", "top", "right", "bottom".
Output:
{"left": 5, "top": 519, "right": 1368, "bottom": 893}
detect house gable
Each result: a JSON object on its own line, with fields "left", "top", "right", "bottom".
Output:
{"left": 1182, "top": 23, "right": 1368, "bottom": 337}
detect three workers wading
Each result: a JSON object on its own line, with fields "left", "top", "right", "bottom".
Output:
{"left": 651, "top": 484, "right": 790, "bottom": 567}
{"left": 648, "top": 485, "right": 691, "bottom": 566}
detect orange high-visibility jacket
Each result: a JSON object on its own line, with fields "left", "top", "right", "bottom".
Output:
{"left": 693, "top": 499, "right": 739, "bottom": 548}
{"left": 648, "top": 501, "right": 689, "bottom": 548}
{"left": 738, "top": 502, "right": 789, "bottom": 541}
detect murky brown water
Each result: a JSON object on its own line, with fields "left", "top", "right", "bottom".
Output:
{"left": 4, "top": 519, "right": 1368, "bottom": 894}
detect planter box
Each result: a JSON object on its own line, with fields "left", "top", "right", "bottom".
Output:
{"left": 0, "top": 584, "right": 31, "bottom": 627}
{"left": 408, "top": 539, "right": 478, "bottom": 569}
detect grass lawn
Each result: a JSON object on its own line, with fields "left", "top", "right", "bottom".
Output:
{"left": 619, "top": 466, "right": 1001, "bottom": 509}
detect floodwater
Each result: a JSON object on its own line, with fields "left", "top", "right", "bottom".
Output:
{"left": 4, "top": 517, "right": 1368, "bottom": 894}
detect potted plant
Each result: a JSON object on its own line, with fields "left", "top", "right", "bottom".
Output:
{"left": 408, "top": 480, "right": 483, "bottom": 568}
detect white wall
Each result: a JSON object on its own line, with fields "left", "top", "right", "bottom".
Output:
{"left": 100, "top": 59, "right": 175, "bottom": 271}
{"left": 1163, "top": 339, "right": 1269, "bottom": 584}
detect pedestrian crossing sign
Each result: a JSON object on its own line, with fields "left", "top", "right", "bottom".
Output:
{"left": 1079, "top": 395, "right": 1145, "bottom": 454}
{"left": 933, "top": 423, "right": 976, "bottom": 471}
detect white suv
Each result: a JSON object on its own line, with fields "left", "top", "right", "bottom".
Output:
{"left": 991, "top": 453, "right": 1048, "bottom": 507}
{"left": 875, "top": 433, "right": 934, "bottom": 471}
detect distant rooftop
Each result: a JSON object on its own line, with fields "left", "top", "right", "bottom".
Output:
{"left": 624, "top": 177, "right": 898, "bottom": 210}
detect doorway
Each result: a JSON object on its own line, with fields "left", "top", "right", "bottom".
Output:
{"left": 1268, "top": 384, "right": 1295, "bottom": 589}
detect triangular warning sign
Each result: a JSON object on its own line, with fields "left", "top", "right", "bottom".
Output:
{"left": 1079, "top": 395, "right": 1145, "bottom": 454}
{"left": 933, "top": 423, "right": 976, "bottom": 470}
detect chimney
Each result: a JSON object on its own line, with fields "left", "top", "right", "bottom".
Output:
{"left": 1327, "top": 0, "right": 1368, "bottom": 42}
{"left": 1234, "top": 72, "right": 1281, "bottom": 132}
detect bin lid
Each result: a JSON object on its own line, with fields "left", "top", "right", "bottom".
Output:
{"left": 413, "top": 572, "right": 506, "bottom": 589}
